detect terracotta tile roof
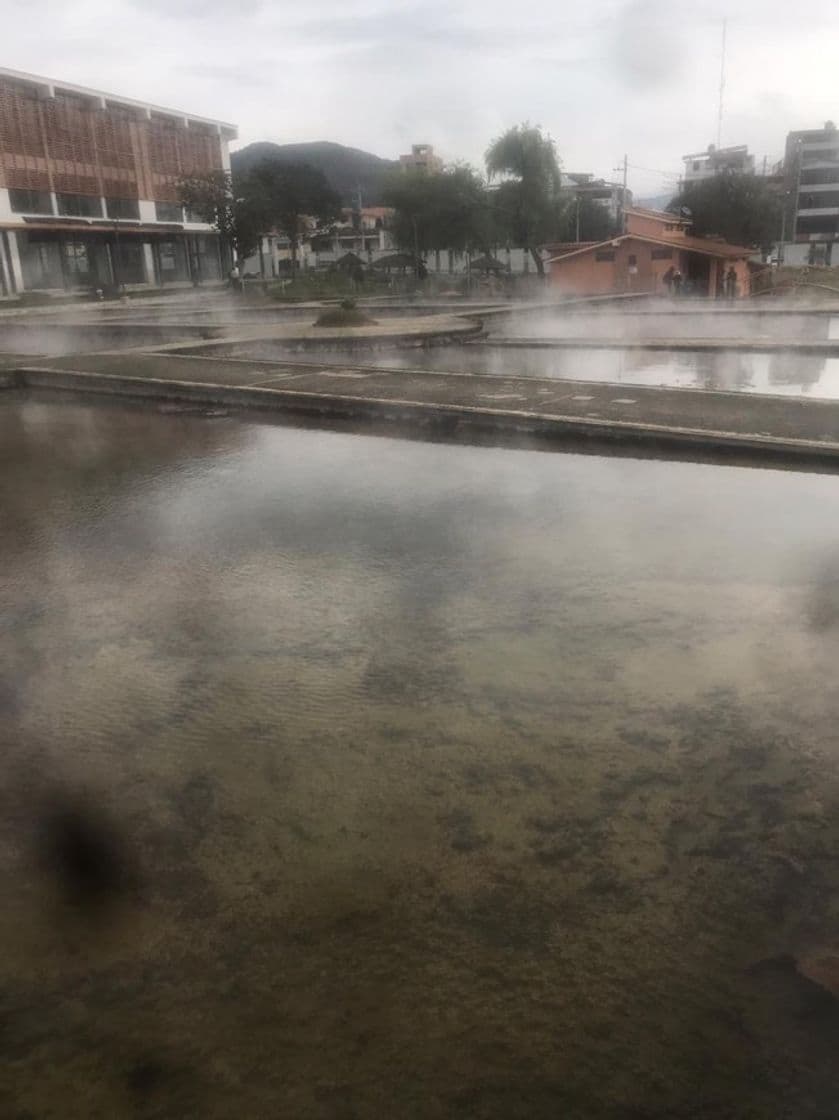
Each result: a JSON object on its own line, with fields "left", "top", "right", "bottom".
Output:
{"left": 546, "top": 232, "right": 753, "bottom": 264}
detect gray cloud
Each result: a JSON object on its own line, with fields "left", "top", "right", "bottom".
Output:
{"left": 610, "top": 0, "right": 683, "bottom": 90}
{"left": 2, "top": 0, "right": 838, "bottom": 195}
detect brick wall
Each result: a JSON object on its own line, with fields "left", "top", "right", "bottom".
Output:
{"left": 0, "top": 77, "right": 223, "bottom": 202}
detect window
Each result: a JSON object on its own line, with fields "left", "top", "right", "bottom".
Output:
{"left": 62, "top": 240, "right": 91, "bottom": 285}
{"left": 157, "top": 238, "right": 189, "bottom": 281}
{"left": 693, "top": 161, "right": 701, "bottom": 171}
{"left": 155, "top": 201, "right": 183, "bottom": 222}
{"left": 800, "top": 167, "right": 839, "bottom": 186}
{"left": 803, "top": 146, "right": 839, "bottom": 162}
{"left": 56, "top": 193, "right": 103, "bottom": 217}
{"left": 106, "top": 197, "right": 140, "bottom": 220}
{"left": 112, "top": 241, "right": 146, "bottom": 284}
{"left": 184, "top": 207, "right": 207, "bottom": 224}
{"left": 799, "top": 190, "right": 839, "bottom": 210}
{"left": 8, "top": 188, "right": 53, "bottom": 215}
{"left": 797, "top": 214, "right": 839, "bottom": 237}
{"left": 628, "top": 254, "right": 637, "bottom": 266}
{"left": 651, "top": 247, "right": 673, "bottom": 260}
{"left": 808, "top": 242, "right": 833, "bottom": 266}
{"left": 595, "top": 249, "right": 615, "bottom": 261}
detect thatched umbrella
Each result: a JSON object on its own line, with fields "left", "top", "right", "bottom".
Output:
{"left": 371, "top": 252, "right": 421, "bottom": 274}
{"left": 469, "top": 254, "right": 507, "bottom": 274}
{"left": 332, "top": 251, "right": 365, "bottom": 274}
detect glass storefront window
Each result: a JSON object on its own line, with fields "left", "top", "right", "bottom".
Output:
{"left": 158, "top": 239, "right": 189, "bottom": 281}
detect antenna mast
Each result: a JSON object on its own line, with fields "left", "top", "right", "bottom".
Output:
{"left": 716, "top": 19, "right": 727, "bottom": 148}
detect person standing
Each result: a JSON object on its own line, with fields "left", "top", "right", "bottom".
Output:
{"left": 725, "top": 266, "right": 737, "bottom": 299}
{"left": 662, "top": 265, "right": 675, "bottom": 295}
{"left": 672, "top": 268, "right": 683, "bottom": 296}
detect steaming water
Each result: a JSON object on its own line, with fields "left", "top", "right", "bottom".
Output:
{"left": 490, "top": 311, "right": 839, "bottom": 341}
{"left": 4, "top": 397, "right": 839, "bottom": 1117}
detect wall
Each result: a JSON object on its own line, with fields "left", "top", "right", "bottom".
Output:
{"left": 242, "top": 243, "right": 544, "bottom": 280}
{"left": 0, "top": 73, "right": 231, "bottom": 293}
{"left": 625, "top": 212, "right": 686, "bottom": 240}
{"left": 550, "top": 238, "right": 750, "bottom": 298}
{"left": 0, "top": 76, "right": 227, "bottom": 208}
{"left": 550, "top": 238, "right": 685, "bottom": 296}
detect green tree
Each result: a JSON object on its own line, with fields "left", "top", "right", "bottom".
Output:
{"left": 485, "top": 124, "right": 563, "bottom": 276}
{"left": 556, "top": 194, "right": 616, "bottom": 243}
{"left": 244, "top": 161, "right": 342, "bottom": 272}
{"left": 177, "top": 170, "right": 264, "bottom": 268}
{"left": 382, "top": 165, "right": 490, "bottom": 270}
{"left": 669, "top": 170, "right": 782, "bottom": 252}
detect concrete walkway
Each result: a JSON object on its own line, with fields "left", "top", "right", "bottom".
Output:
{"left": 12, "top": 349, "right": 839, "bottom": 468}
{"left": 154, "top": 314, "right": 482, "bottom": 350}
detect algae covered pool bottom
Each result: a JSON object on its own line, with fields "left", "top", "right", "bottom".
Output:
{"left": 3, "top": 398, "right": 839, "bottom": 1118}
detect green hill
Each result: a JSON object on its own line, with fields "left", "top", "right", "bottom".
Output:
{"left": 230, "top": 141, "right": 398, "bottom": 206}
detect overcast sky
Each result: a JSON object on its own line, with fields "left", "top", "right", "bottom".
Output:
{"left": 4, "top": 0, "right": 838, "bottom": 197}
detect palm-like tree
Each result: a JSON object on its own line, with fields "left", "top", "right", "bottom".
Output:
{"left": 485, "top": 124, "right": 562, "bottom": 277}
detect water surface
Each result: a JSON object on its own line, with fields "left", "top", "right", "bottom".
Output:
{"left": 3, "top": 398, "right": 839, "bottom": 1118}
{"left": 244, "top": 342, "right": 839, "bottom": 398}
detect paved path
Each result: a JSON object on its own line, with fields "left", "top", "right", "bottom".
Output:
{"left": 15, "top": 349, "right": 839, "bottom": 466}
{"left": 153, "top": 315, "right": 482, "bottom": 349}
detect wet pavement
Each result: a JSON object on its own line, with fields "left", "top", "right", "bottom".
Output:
{"left": 18, "top": 349, "right": 839, "bottom": 460}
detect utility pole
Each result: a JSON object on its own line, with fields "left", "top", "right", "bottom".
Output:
{"left": 614, "top": 155, "right": 628, "bottom": 234}
{"left": 356, "top": 184, "right": 365, "bottom": 256}
{"left": 793, "top": 138, "right": 803, "bottom": 246}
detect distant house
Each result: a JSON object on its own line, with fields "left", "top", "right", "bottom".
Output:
{"left": 546, "top": 207, "right": 753, "bottom": 298}
{"left": 682, "top": 144, "right": 755, "bottom": 185}
{"left": 399, "top": 144, "right": 443, "bottom": 175}
{"left": 780, "top": 121, "right": 839, "bottom": 266}
{"left": 243, "top": 207, "right": 397, "bottom": 277}
{"left": 559, "top": 172, "right": 631, "bottom": 228}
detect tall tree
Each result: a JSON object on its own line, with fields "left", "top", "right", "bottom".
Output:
{"left": 485, "top": 124, "right": 563, "bottom": 276}
{"left": 669, "top": 170, "right": 782, "bottom": 252}
{"left": 177, "top": 170, "right": 264, "bottom": 268}
{"left": 382, "top": 165, "right": 490, "bottom": 269}
{"left": 244, "top": 161, "right": 342, "bottom": 272}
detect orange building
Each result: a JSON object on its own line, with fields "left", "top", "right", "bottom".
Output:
{"left": 546, "top": 207, "right": 753, "bottom": 298}
{"left": 0, "top": 67, "right": 237, "bottom": 296}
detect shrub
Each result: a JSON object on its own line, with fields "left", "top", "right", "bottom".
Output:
{"left": 313, "top": 306, "right": 378, "bottom": 327}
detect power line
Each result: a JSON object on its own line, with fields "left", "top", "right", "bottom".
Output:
{"left": 626, "top": 162, "right": 681, "bottom": 181}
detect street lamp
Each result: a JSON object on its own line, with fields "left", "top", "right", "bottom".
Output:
{"left": 111, "top": 218, "right": 124, "bottom": 296}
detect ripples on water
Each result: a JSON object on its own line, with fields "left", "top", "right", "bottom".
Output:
{"left": 3, "top": 397, "right": 839, "bottom": 1117}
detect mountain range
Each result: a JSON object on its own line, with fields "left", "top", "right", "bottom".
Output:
{"left": 230, "top": 141, "right": 398, "bottom": 207}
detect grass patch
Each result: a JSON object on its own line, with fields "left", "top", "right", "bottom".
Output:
{"left": 269, "top": 274, "right": 389, "bottom": 303}
{"left": 314, "top": 299, "right": 378, "bottom": 328}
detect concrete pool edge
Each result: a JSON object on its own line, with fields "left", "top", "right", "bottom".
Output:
{"left": 469, "top": 337, "right": 839, "bottom": 355}
{"left": 12, "top": 364, "right": 839, "bottom": 470}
